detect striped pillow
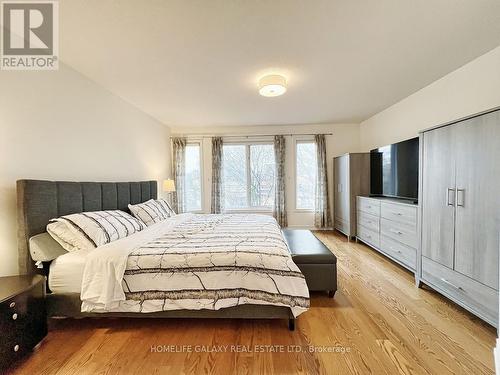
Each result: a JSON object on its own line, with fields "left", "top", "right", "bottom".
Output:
{"left": 157, "top": 198, "right": 177, "bottom": 217}
{"left": 47, "top": 210, "right": 145, "bottom": 251}
{"left": 128, "top": 199, "right": 172, "bottom": 226}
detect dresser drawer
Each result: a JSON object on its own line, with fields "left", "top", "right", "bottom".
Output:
{"left": 381, "top": 202, "right": 417, "bottom": 227}
{"left": 357, "top": 197, "right": 380, "bottom": 216}
{"left": 380, "top": 218, "right": 417, "bottom": 248}
{"left": 334, "top": 217, "right": 350, "bottom": 236}
{"left": 357, "top": 211, "right": 379, "bottom": 233}
{"left": 357, "top": 225, "right": 380, "bottom": 249}
{"left": 380, "top": 235, "right": 416, "bottom": 270}
{"left": 422, "top": 257, "right": 498, "bottom": 326}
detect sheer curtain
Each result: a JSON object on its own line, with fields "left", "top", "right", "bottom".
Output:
{"left": 172, "top": 137, "right": 186, "bottom": 213}
{"left": 314, "top": 134, "right": 331, "bottom": 228}
{"left": 273, "top": 135, "right": 287, "bottom": 227}
{"left": 211, "top": 137, "right": 224, "bottom": 214}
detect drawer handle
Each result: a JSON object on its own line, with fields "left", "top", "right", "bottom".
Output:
{"left": 12, "top": 313, "right": 18, "bottom": 320}
{"left": 440, "top": 278, "right": 465, "bottom": 293}
{"left": 14, "top": 344, "right": 19, "bottom": 352}
{"left": 392, "top": 212, "right": 402, "bottom": 216}
{"left": 9, "top": 302, "right": 15, "bottom": 308}
{"left": 389, "top": 246, "right": 402, "bottom": 254}
{"left": 390, "top": 229, "right": 403, "bottom": 235}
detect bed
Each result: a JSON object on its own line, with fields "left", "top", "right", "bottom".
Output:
{"left": 17, "top": 180, "right": 309, "bottom": 330}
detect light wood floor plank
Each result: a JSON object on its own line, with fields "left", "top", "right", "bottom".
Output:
{"left": 10, "top": 231, "right": 496, "bottom": 375}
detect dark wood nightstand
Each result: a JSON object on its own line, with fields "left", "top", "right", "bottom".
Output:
{"left": 0, "top": 275, "right": 47, "bottom": 372}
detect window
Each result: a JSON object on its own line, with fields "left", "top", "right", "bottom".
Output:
{"left": 296, "top": 141, "right": 317, "bottom": 209}
{"left": 184, "top": 143, "right": 202, "bottom": 211}
{"left": 223, "top": 143, "right": 275, "bottom": 209}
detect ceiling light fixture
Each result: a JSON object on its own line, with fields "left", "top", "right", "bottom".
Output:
{"left": 258, "top": 74, "right": 287, "bottom": 97}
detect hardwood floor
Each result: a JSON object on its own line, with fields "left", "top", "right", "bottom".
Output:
{"left": 10, "top": 231, "right": 496, "bottom": 375}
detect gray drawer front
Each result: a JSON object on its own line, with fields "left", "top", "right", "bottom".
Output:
{"left": 357, "top": 225, "right": 380, "bottom": 249}
{"left": 422, "top": 257, "right": 498, "bottom": 326}
{"left": 380, "top": 218, "right": 417, "bottom": 248}
{"left": 380, "top": 235, "right": 416, "bottom": 270}
{"left": 357, "top": 197, "right": 380, "bottom": 216}
{"left": 334, "top": 217, "right": 350, "bottom": 236}
{"left": 381, "top": 202, "right": 417, "bottom": 227}
{"left": 357, "top": 211, "right": 379, "bottom": 233}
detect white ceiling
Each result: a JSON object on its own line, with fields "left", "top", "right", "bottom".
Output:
{"left": 59, "top": 1, "right": 500, "bottom": 127}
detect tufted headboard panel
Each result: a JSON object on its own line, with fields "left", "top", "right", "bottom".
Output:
{"left": 16, "top": 179, "right": 157, "bottom": 274}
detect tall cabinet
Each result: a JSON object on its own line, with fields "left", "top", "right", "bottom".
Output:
{"left": 333, "top": 153, "right": 370, "bottom": 239}
{"left": 419, "top": 109, "right": 499, "bottom": 327}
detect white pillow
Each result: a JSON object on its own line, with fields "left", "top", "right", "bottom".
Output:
{"left": 128, "top": 199, "right": 173, "bottom": 226}
{"left": 47, "top": 210, "right": 145, "bottom": 251}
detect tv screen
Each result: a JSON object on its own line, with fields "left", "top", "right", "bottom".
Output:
{"left": 370, "top": 137, "right": 419, "bottom": 200}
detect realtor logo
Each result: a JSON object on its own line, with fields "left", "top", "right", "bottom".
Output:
{"left": 1, "top": 1, "right": 58, "bottom": 70}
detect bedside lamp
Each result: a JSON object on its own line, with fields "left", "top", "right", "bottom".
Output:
{"left": 163, "top": 179, "right": 176, "bottom": 193}
{"left": 163, "top": 179, "right": 176, "bottom": 208}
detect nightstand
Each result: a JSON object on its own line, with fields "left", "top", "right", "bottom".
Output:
{"left": 0, "top": 275, "right": 47, "bottom": 372}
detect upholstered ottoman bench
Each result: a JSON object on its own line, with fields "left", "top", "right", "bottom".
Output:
{"left": 282, "top": 229, "right": 337, "bottom": 298}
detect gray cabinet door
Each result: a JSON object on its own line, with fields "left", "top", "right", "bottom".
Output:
{"left": 454, "top": 111, "right": 500, "bottom": 288}
{"left": 334, "top": 155, "right": 349, "bottom": 222}
{"left": 421, "top": 125, "right": 456, "bottom": 268}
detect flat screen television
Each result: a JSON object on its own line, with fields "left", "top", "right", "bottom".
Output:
{"left": 370, "top": 137, "right": 419, "bottom": 201}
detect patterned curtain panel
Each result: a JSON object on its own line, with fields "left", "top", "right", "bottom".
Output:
{"left": 172, "top": 137, "right": 187, "bottom": 213}
{"left": 273, "top": 135, "right": 287, "bottom": 227}
{"left": 211, "top": 137, "right": 224, "bottom": 214}
{"left": 314, "top": 134, "right": 332, "bottom": 228}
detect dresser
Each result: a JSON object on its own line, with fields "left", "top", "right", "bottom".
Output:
{"left": 333, "top": 153, "right": 370, "bottom": 239}
{"left": 0, "top": 275, "right": 47, "bottom": 372}
{"left": 356, "top": 196, "right": 418, "bottom": 272}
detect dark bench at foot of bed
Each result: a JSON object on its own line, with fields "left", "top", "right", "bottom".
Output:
{"left": 282, "top": 229, "right": 337, "bottom": 298}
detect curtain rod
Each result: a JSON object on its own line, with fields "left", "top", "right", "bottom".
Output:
{"left": 170, "top": 133, "right": 333, "bottom": 139}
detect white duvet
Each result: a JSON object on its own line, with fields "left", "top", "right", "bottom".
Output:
{"left": 81, "top": 214, "right": 310, "bottom": 317}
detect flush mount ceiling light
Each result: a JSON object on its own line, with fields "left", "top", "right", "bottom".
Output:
{"left": 258, "top": 74, "right": 287, "bottom": 97}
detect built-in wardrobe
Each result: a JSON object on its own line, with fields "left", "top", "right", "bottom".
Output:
{"left": 333, "top": 153, "right": 370, "bottom": 239}
{"left": 418, "top": 108, "right": 499, "bottom": 327}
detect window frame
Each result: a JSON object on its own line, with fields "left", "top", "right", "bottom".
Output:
{"left": 222, "top": 140, "right": 275, "bottom": 212}
{"left": 184, "top": 140, "right": 204, "bottom": 213}
{"left": 294, "top": 138, "right": 316, "bottom": 212}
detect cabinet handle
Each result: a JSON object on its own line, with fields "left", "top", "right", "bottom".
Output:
{"left": 12, "top": 313, "right": 18, "bottom": 320}
{"left": 440, "top": 278, "right": 465, "bottom": 292}
{"left": 446, "top": 188, "right": 455, "bottom": 206}
{"left": 390, "top": 229, "right": 403, "bottom": 235}
{"left": 14, "top": 345, "right": 19, "bottom": 352}
{"left": 392, "top": 212, "right": 402, "bottom": 216}
{"left": 9, "top": 302, "right": 15, "bottom": 308}
{"left": 456, "top": 189, "right": 465, "bottom": 207}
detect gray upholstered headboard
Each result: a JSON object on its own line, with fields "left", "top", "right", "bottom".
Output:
{"left": 16, "top": 180, "right": 158, "bottom": 274}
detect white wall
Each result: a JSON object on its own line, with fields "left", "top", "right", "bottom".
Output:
{"left": 0, "top": 64, "right": 171, "bottom": 276}
{"left": 171, "top": 123, "right": 361, "bottom": 228}
{"left": 360, "top": 46, "right": 500, "bottom": 150}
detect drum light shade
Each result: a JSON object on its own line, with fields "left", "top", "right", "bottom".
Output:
{"left": 259, "top": 74, "right": 287, "bottom": 97}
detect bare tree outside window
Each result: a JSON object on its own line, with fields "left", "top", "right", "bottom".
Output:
{"left": 184, "top": 144, "right": 202, "bottom": 211}
{"left": 296, "top": 142, "right": 317, "bottom": 209}
{"left": 223, "top": 143, "right": 275, "bottom": 209}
